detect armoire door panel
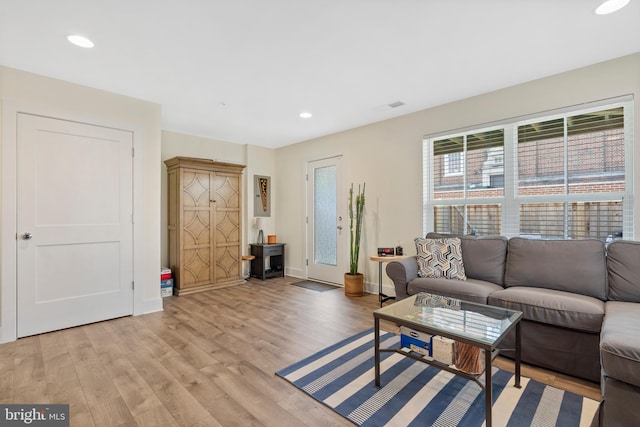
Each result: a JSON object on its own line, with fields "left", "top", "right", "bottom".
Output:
{"left": 216, "top": 211, "right": 240, "bottom": 243}
{"left": 213, "top": 174, "right": 240, "bottom": 209}
{"left": 215, "top": 247, "right": 240, "bottom": 280}
{"left": 182, "top": 247, "right": 212, "bottom": 285}
{"left": 183, "top": 170, "right": 211, "bottom": 208}
{"left": 183, "top": 209, "right": 212, "bottom": 247}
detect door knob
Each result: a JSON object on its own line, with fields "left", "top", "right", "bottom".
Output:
{"left": 22, "top": 232, "right": 33, "bottom": 240}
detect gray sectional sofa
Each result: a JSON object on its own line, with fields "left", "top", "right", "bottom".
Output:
{"left": 385, "top": 233, "right": 640, "bottom": 427}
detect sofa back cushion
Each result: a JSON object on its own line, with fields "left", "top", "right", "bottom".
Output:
{"left": 607, "top": 240, "right": 640, "bottom": 302}
{"left": 505, "top": 237, "right": 607, "bottom": 300}
{"left": 426, "top": 233, "right": 507, "bottom": 285}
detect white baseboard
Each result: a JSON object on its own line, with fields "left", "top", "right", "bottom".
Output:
{"left": 285, "top": 267, "right": 305, "bottom": 279}
{"left": 136, "top": 298, "right": 163, "bottom": 316}
{"left": 364, "top": 281, "right": 396, "bottom": 297}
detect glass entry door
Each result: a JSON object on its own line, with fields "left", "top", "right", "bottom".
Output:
{"left": 306, "top": 156, "right": 346, "bottom": 284}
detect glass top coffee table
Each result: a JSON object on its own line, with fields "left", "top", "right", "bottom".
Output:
{"left": 373, "top": 293, "right": 523, "bottom": 427}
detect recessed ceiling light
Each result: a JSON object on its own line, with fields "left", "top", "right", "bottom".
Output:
{"left": 299, "top": 112, "right": 313, "bottom": 119}
{"left": 595, "top": 0, "right": 630, "bottom": 15}
{"left": 67, "top": 34, "right": 94, "bottom": 48}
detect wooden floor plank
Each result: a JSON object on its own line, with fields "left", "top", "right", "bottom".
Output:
{"left": 50, "top": 385, "right": 96, "bottom": 427}
{"left": 202, "top": 366, "right": 303, "bottom": 427}
{"left": 11, "top": 380, "right": 50, "bottom": 404}
{"left": 0, "top": 276, "right": 601, "bottom": 426}
{"left": 133, "top": 404, "right": 181, "bottom": 427}
{"left": 126, "top": 349, "right": 213, "bottom": 426}
{"left": 12, "top": 352, "right": 45, "bottom": 389}
{"left": 183, "top": 375, "right": 265, "bottom": 427}
{"left": 89, "top": 396, "right": 138, "bottom": 427}
{"left": 42, "top": 352, "right": 81, "bottom": 397}
{"left": 72, "top": 359, "right": 122, "bottom": 407}
{"left": 0, "top": 371, "right": 13, "bottom": 403}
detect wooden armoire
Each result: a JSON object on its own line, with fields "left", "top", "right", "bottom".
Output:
{"left": 165, "top": 156, "right": 246, "bottom": 295}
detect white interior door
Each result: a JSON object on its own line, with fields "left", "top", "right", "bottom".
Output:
{"left": 306, "top": 156, "right": 346, "bottom": 284}
{"left": 17, "top": 113, "right": 133, "bottom": 337}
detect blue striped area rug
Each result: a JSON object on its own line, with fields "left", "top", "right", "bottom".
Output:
{"left": 276, "top": 329, "right": 599, "bottom": 427}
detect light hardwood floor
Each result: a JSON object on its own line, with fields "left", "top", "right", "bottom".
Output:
{"left": 0, "top": 276, "right": 600, "bottom": 426}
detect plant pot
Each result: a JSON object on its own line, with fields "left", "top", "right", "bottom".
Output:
{"left": 344, "top": 273, "right": 364, "bottom": 297}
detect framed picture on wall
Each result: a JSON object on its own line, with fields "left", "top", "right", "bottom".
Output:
{"left": 254, "top": 175, "right": 271, "bottom": 217}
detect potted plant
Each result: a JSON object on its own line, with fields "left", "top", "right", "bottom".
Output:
{"left": 344, "top": 183, "right": 366, "bottom": 296}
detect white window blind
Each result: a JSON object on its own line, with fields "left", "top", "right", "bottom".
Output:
{"left": 517, "top": 107, "right": 625, "bottom": 240}
{"left": 424, "top": 100, "right": 632, "bottom": 240}
{"left": 433, "top": 204, "right": 502, "bottom": 236}
{"left": 430, "top": 129, "right": 504, "bottom": 235}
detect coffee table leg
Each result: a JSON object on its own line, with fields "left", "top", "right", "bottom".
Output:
{"left": 374, "top": 317, "right": 381, "bottom": 387}
{"left": 515, "top": 321, "right": 522, "bottom": 388}
{"left": 485, "top": 348, "right": 492, "bottom": 427}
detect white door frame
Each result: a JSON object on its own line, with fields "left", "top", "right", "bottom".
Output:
{"left": 1, "top": 99, "right": 146, "bottom": 343}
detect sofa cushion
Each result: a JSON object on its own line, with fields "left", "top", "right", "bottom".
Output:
{"left": 488, "top": 287, "right": 604, "bottom": 333}
{"left": 601, "top": 301, "right": 640, "bottom": 388}
{"left": 426, "top": 233, "right": 507, "bottom": 285}
{"left": 407, "top": 277, "right": 503, "bottom": 305}
{"left": 607, "top": 240, "right": 640, "bottom": 302}
{"left": 504, "top": 237, "right": 607, "bottom": 300}
{"left": 415, "top": 237, "right": 466, "bottom": 280}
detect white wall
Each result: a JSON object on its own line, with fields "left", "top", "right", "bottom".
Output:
{"left": 275, "top": 52, "right": 640, "bottom": 296}
{"left": 245, "top": 145, "right": 277, "bottom": 244}
{"left": 0, "top": 65, "right": 163, "bottom": 342}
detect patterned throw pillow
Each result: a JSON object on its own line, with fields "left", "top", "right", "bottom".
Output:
{"left": 414, "top": 237, "right": 467, "bottom": 280}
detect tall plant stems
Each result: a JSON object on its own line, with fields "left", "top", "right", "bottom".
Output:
{"left": 348, "top": 183, "right": 366, "bottom": 275}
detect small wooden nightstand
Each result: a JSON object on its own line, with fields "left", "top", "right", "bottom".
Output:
{"left": 250, "top": 243, "right": 286, "bottom": 280}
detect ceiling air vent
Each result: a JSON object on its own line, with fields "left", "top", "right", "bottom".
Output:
{"left": 387, "top": 101, "right": 405, "bottom": 108}
{"left": 374, "top": 101, "right": 406, "bottom": 112}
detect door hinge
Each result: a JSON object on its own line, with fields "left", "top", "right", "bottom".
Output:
{"left": 132, "top": 147, "right": 135, "bottom": 157}
{"left": 132, "top": 281, "right": 135, "bottom": 290}
{"left": 306, "top": 258, "right": 308, "bottom": 266}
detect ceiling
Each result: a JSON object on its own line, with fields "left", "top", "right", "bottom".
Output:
{"left": 1, "top": 1, "right": 639, "bottom": 148}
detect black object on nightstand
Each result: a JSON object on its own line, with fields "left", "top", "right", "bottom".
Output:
{"left": 249, "top": 243, "right": 286, "bottom": 280}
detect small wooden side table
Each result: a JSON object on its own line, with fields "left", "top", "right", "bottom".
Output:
{"left": 241, "top": 255, "right": 255, "bottom": 280}
{"left": 369, "top": 254, "right": 410, "bottom": 306}
{"left": 250, "top": 243, "right": 286, "bottom": 280}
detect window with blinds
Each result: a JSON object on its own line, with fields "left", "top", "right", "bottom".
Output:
{"left": 424, "top": 100, "right": 632, "bottom": 240}
{"left": 430, "top": 129, "right": 504, "bottom": 235}
{"left": 517, "top": 107, "right": 625, "bottom": 240}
